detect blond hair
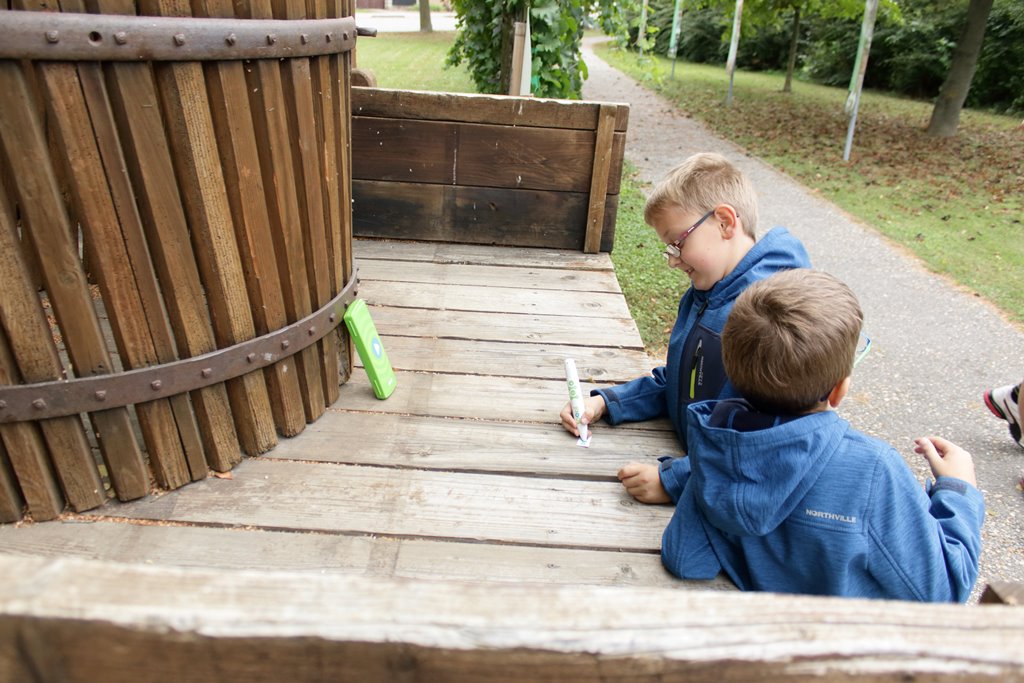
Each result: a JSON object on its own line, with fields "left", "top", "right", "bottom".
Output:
{"left": 723, "top": 269, "right": 863, "bottom": 414}
{"left": 644, "top": 152, "right": 759, "bottom": 239}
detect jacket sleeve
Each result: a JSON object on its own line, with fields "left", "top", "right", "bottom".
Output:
{"left": 658, "top": 455, "right": 692, "bottom": 503}
{"left": 591, "top": 365, "right": 669, "bottom": 425}
{"left": 867, "top": 455, "right": 985, "bottom": 603}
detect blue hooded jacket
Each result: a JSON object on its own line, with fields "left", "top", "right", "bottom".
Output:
{"left": 660, "top": 399, "right": 985, "bottom": 602}
{"left": 592, "top": 228, "right": 810, "bottom": 451}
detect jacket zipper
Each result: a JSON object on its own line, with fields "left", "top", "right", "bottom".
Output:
{"left": 682, "top": 297, "right": 710, "bottom": 403}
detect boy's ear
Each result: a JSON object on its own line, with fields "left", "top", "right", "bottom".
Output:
{"left": 713, "top": 204, "right": 740, "bottom": 237}
{"left": 827, "top": 376, "right": 852, "bottom": 409}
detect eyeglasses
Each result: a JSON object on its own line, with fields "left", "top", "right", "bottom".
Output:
{"left": 663, "top": 210, "right": 715, "bottom": 259}
{"left": 854, "top": 332, "right": 872, "bottom": 368}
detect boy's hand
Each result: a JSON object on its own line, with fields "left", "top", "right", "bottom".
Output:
{"left": 914, "top": 436, "right": 977, "bottom": 487}
{"left": 560, "top": 395, "right": 606, "bottom": 437}
{"left": 617, "top": 462, "right": 671, "bottom": 504}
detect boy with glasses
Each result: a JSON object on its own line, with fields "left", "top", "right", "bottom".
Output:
{"left": 627, "top": 269, "right": 984, "bottom": 601}
{"left": 560, "top": 152, "right": 809, "bottom": 486}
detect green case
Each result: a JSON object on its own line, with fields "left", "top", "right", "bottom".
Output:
{"left": 343, "top": 298, "right": 396, "bottom": 400}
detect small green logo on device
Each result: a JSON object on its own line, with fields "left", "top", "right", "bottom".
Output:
{"left": 343, "top": 299, "right": 396, "bottom": 399}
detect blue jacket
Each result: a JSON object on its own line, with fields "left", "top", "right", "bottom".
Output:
{"left": 659, "top": 399, "right": 985, "bottom": 602}
{"left": 593, "top": 228, "right": 810, "bottom": 451}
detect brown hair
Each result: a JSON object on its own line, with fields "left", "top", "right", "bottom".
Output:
{"left": 644, "top": 152, "right": 759, "bottom": 239}
{"left": 723, "top": 269, "right": 863, "bottom": 414}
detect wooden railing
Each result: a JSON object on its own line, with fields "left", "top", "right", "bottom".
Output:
{"left": 0, "top": 1, "right": 357, "bottom": 523}
{"left": 351, "top": 87, "right": 629, "bottom": 253}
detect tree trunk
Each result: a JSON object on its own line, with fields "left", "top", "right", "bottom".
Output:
{"left": 926, "top": 0, "right": 994, "bottom": 137}
{"left": 783, "top": 5, "right": 801, "bottom": 93}
{"left": 419, "top": 0, "right": 433, "bottom": 33}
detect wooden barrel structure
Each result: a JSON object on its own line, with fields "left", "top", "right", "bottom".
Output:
{"left": 0, "top": 1, "right": 358, "bottom": 523}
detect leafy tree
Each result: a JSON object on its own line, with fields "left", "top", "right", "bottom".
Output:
{"left": 927, "top": 0, "right": 995, "bottom": 136}
{"left": 447, "top": 0, "right": 637, "bottom": 99}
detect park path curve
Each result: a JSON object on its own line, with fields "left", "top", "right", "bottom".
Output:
{"left": 581, "top": 37, "right": 1024, "bottom": 589}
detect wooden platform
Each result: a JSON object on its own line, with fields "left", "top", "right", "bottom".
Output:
{"left": 0, "top": 239, "right": 728, "bottom": 592}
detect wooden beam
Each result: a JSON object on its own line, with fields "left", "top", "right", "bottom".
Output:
{"left": 584, "top": 104, "right": 617, "bottom": 253}
{"left": 1, "top": 554, "right": 1022, "bottom": 682}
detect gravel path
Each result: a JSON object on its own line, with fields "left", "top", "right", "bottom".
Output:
{"left": 581, "top": 37, "right": 1024, "bottom": 593}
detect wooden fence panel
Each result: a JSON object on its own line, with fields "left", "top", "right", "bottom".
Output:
{"left": 0, "top": 3, "right": 356, "bottom": 521}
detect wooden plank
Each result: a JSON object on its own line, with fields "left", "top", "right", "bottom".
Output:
{"left": 196, "top": 0, "right": 308, "bottom": 438}
{"left": 367, "top": 336, "right": 653, "bottom": 384}
{"left": 35, "top": 55, "right": 195, "bottom": 489}
{"left": 353, "top": 87, "right": 630, "bottom": 132}
{"left": 273, "top": 0, "right": 339, "bottom": 411}
{"left": 2, "top": 555, "right": 1022, "bottom": 682}
{"left": 102, "top": 459, "right": 670, "bottom": 551}
{"left": 359, "top": 280, "right": 633, "bottom": 319}
{"left": 0, "top": 520, "right": 714, "bottom": 589}
{"left": 353, "top": 117, "right": 625, "bottom": 195}
{"left": 357, "top": 259, "right": 622, "bottom": 294}
{"left": 0, "top": 60, "right": 148, "bottom": 503}
{"left": 366, "top": 306, "right": 644, "bottom": 349}
{"left": 0, "top": 440, "right": 24, "bottom": 523}
{"left": 244, "top": 0, "right": 327, "bottom": 423}
{"left": 308, "top": 0, "right": 345, "bottom": 404}
{"left": 354, "top": 239, "right": 615, "bottom": 271}
{"left": 98, "top": 2, "right": 244, "bottom": 471}
{"left": 584, "top": 104, "right": 618, "bottom": 254}
{"left": 273, "top": 413, "right": 680, "bottom": 477}
{"left": 143, "top": 0, "right": 277, "bottom": 457}
{"left": 332, "top": 371, "right": 673, "bottom": 432}
{"left": 353, "top": 180, "right": 618, "bottom": 252}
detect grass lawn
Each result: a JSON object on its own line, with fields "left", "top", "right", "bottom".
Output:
{"left": 354, "top": 31, "right": 1023, "bottom": 354}
{"left": 597, "top": 41, "right": 1024, "bottom": 340}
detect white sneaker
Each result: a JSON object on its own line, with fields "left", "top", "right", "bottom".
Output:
{"left": 983, "top": 383, "right": 1023, "bottom": 449}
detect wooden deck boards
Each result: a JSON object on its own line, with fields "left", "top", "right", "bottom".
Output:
{"left": 0, "top": 239, "right": 732, "bottom": 591}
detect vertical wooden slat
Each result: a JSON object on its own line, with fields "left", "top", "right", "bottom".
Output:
{"left": 275, "top": 0, "right": 340, "bottom": 410}
{"left": 0, "top": 61, "right": 149, "bottom": 502}
{"left": 138, "top": 0, "right": 277, "bottom": 455}
{"left": 583, "top": 104, "right": 617, "bottom": 254}
{"left": 33, "top": 57, "right": 193, "bottom": 489}
{"left": 196, "top": 0, "right": 308, "bottom": 438}
{"left": 331, "top": 0, "right": 355, "bottom": 379}
{"left": 0, "top": 331, "right": 62, "bottom": 522}
{"left": 0, "top": 438, "right": 25, "bottom": 523}
{"left": 90, "top": 0, "right": 246, "bottom": 468}
{"left": 243, "top": 0, "right": 327, "bottom": 422}
{"left": 0, "top": 137, "right": 104, "bottom": 515}
{"left": 73, "top": 59, "right": 211, "bottom": 482}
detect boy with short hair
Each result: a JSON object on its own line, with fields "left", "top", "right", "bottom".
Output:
{"left": 560, "top": 153, "right": 811, "bottom": 464}
{"left": 624, "top": 269, "right": 984, "bottom": 602}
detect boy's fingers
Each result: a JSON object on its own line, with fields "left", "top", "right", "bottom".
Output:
{"left": 915, "top": 437, "right": 940, "bottom": 462}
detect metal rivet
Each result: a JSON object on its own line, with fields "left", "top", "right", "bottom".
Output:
{"left": 201, "top": 368, "right": 213, "bottom": 378}
{"left": 325, "top": 32, "right": 333, "bottom": 43}
{"left": 225, "top": 33, "right": 237, "bottom": 46}
{"left": 328, "top": 313, "right": 336, "bottom": 323}
{"left": 173, "top": 33, "right": 186, "bottom": 46}
{"left": 266, "top": 34, "right": 277, "bottom": 45}
{"left": 308, "top": 326, "right": 316, "bottom": 336}
{"left": 342, "top": 31, "right": 349, "bottom": 41}
{"left": 281, "top": 340, "right": 290, "bottom": 350}
{"left": 151, "top": 380, "right": 162, "bottom": 390}
{"left": 300, "top": 33, "right": 309, "bottom": 44}
{"left": 246, "top": 353, "right": 256, "bottom": 363}
{"left": 94, "top": 390, "right": 107, "bottom": 401}
{"left": 114, "top": 32, "right": 128, "bottom": 45}
{"left": 45, "top": 30, "right": 60, "bottom": 43}
{"left": 0, "top": 400, "right": 6, "bottom": 409}
{"left": 32, "top": 399, "right": 47, "bottom": 410}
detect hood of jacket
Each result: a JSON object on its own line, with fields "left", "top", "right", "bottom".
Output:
{"left": 695, "top": 227, "right": 811, "bottom": 309}
{"left": 685, "top": 399, "right": 849, "bottom": 537}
